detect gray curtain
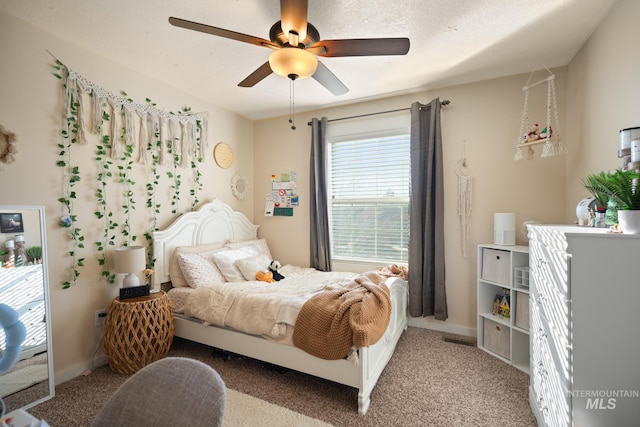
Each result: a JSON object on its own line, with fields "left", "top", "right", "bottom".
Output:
{"left": 309, "top": 117, "right": 332, "bottom": 271}
{"left": 408, "top": 99, "right": 447, "bottom": 320}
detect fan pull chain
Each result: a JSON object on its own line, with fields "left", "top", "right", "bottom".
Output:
{"left": 288, "top": 77, "right": 296, "bottom": 130}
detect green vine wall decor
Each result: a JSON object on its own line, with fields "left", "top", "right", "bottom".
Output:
{"left": 54, "top": 60, "right": 85, "bottom": 288}
{"left": 52, "top": 59, "right": 208, "bottom": 288}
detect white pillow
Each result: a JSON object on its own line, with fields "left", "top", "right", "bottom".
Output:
{"left": 235, "top": 254, "right": 271, "bottom": 281}
{"left": 194, "top": 249, "right": 227, "bottom": 284}
{"left": 225, "top": 238, "right": 272, "bottom": 260}
{"left": 170, "top": 242, "right": 226, "bottom": 287}
{"left": 177, "top": 253, "right": 225, "bottom": 288}
{"left": 212, "top": 245, "right": 260, "bottom": 282}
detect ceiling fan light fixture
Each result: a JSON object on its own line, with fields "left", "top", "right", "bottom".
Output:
{"left": 269, "top": 47, "right": 318, "bottom": 80}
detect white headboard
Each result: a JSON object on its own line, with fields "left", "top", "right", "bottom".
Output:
{"left": 152, "top": 199, "right": 258, "bottom": 287}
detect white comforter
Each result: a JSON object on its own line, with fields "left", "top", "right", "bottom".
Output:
{"left": 182, "top": 265, "right": 357, "bottom": 343}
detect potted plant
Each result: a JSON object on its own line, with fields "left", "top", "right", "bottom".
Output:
{"left": 25, "top": 246, "right": 42, "bottom": 264}
{"left": 582, "top": 169, "right": 640, "bottom": 233}
{"left": 581, "top": 171, "right": 612, "bottom": 227}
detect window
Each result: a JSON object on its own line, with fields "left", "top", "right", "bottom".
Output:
{"left": 328, "top": 133, "right": 410, "bottom": 263}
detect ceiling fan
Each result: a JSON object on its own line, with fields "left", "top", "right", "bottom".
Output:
{"left": 168, "top": 0, "right": 410, "bottom": 96}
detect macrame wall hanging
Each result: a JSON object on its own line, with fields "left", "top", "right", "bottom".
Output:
{"left": 514, "top": 64, "right": 564, "bottom": 160}
{"left": 50, "top": 54, "right": 210, "bottom": 288}
{"left": 58, "top": 60, "right": 208, "bottom": 166}
{"left": 456, "top": 141, "right": 472, "bottom": 258}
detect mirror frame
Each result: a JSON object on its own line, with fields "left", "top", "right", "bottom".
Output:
{"left": 230, "top": 172, "right": 249, "bottom": 201}
{"left": 0, "top": 205, "right": 54, "bottom": 411}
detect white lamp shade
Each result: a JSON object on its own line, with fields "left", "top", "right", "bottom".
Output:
{"left": 114, "top": 246, "right": 145, "bottom": 274}
{"left": 269, "top": 47, "right": 318, "bottom": 79}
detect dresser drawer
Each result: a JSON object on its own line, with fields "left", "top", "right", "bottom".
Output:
{"left": 530, "top": 304, "right": 570, "bottom": 389}
{"left": 0, "top": 300, "right": 46, "bottom": 350}
{"left": 483, "top": 317, "right": 510, "bottom": 360}
{"left": 529, "top": 240, "right": 570, "bottom": 298}
{"left": 530, "top": 320, "right": 571, "bottom": 427}
{"left": 531, "top": 368, "right": 571, "bottom": 427}
{"left": 530, "top": 280, "right": 569, "bottom": 349}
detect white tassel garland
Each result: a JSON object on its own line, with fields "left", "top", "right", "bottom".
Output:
{"left": 54, "top": 62, "right": 208, "bottom": 167}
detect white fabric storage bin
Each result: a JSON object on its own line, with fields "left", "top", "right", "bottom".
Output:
{"left": 481, "top": 248, "right": 510, "bottom": 285}
{"left": 515, "top": 293, "right": 530, "bottom": 330}
{"left": 483, "top": 318, "right": 511, "bottom": 360}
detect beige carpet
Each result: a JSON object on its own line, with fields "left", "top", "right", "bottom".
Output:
{"left": 223, "top": 389, "right": 333, "bottom": 427}
{"left": 0, "top": 364, "right": 48, "bottom": 396}
{"left": 27, "top": 327, "right": 536, "bottom": 426}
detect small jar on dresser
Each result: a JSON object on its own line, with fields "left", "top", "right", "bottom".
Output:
{"left": 527, "top": 224, "right": 640, "bottom": 427}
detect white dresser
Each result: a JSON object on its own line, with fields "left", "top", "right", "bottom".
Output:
{"left": 527, "top": 224, "right": 640, "bottom": 426}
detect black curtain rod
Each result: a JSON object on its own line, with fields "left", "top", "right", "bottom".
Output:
{"left": 307, "top": 99, "right": 450, "bottom": 126}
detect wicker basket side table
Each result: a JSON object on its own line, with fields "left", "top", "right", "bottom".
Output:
{"left": 103, "top": 291, "right": 175, "bottom": 375}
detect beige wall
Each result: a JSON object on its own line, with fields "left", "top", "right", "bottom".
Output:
{"left": 0, "top": 13, "right": 254, "bottom": 383}
{"left": 1, "top": 0, "right": 636, "bottom": 385}
{"left": 564, "top": 0, "right": 640, "bottom": 220}
{"left": 255, "top": 69, "right": 567, "bottom": 335}
{"left": 255, "top": 0, "right": 638, "bottom": 338}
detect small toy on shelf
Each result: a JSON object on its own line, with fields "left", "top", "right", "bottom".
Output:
{"left": 539, "top": 125, "right": 553, "bottom": 140}
{"left": 492, "top": 295, "right": 502, "bottom": 315}
{"left": 491, "top": 290, "right": 511, "bottom": 318}
{"left": 526, "top": 123, "right": 540, "bottom": 142}
{"left": 499, "top": 293, "right": 511, "bottom": 318}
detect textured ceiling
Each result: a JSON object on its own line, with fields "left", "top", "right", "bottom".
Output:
{"left": 0, "top": 0, "right": 618, "bottom": 120}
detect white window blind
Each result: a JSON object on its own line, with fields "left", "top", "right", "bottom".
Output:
{"left": 329, "top": 133, "right": 410, "bottom": 263}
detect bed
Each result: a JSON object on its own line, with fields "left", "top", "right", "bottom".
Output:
{"left": 152, "top": 199, "right": 408, "bottom": 415}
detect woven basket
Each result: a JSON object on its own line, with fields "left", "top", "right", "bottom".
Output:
{"left": 103, "top": 291, "right": 175, "bottom": 375}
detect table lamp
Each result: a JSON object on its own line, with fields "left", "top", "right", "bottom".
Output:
{"left": 114, "top": 246, "right": 145, "bottom": 288}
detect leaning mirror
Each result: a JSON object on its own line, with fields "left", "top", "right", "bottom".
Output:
{"left": 0, "top": 206, "right": 54, "bottom": 413}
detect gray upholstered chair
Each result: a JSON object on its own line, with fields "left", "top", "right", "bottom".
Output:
{"left": 92, "top": 357, "right": 226, "bottom": 427}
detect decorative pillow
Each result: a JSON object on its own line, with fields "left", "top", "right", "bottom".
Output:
{"left": 212, "top": 245, "right": 260, "bottom": 282}
{"left": 225, "top": 238, "right": 272, "bottom": 260}
{"left": 235, "top": 254, "right": 271, "bottom": 281}
{"left": 177, "top": 253, "right": 224, "bottom": 289}
{"left": 195, "top": 249, "right": 228, "bottom": 282}
{"left": 170, "top": 242, "right": 225, "bottom": 287}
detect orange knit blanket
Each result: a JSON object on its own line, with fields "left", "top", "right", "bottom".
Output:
{"left": 292, "top": 269, "right": 395, "bottom": 360}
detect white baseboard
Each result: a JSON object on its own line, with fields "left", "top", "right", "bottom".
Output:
{"left": 408, "top": 316, "right": 477, "bottom": 338}
{"left": 54, "top": 355, "right": 108, "bottom": 386}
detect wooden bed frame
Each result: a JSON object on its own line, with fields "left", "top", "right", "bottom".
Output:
{"left": 152, "top": 199, "right": 408, "bottom": 415}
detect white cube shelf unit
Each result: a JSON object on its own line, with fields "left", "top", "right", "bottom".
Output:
{"left": 477, "top": 244, "right": 530, "bottom": 374}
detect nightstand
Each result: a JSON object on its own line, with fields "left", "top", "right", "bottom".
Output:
{"left": 103, "top": 291, "right": 175, "bottom": 374}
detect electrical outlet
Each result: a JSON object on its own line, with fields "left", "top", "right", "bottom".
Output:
{"left": 95, "top": 309, "right": 107, "bottom": 326}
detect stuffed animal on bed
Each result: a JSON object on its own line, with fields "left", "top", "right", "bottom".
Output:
{"left": 256, "top": 270, "right": 275, "bottom": 283}
{"left": 269, "top": 260, "right": 285, "bottom": 281}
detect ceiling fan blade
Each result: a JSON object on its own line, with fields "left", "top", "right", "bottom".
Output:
{"left": 312, "top": 61, "right": 348, "bottom": 96}
{"left": 169, "top": 17, "right": 279, "bottom": 49}
{"left": 314, "top": 38, "right": 410, "bottom": 57}
{"left": 280, "top": 0, "right": 308, "bottom": 43}
{"left": 238, "top": 61, "right": 273, "bottom": 87}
